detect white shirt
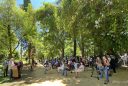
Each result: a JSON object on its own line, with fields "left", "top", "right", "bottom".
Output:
{"left": 8, "top": 61, "right": 14, "bottom": 70}
{"left": 61, "top": 64, "right": 65, "bottom": 70}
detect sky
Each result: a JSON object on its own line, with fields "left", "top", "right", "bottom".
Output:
{"left": 17, "top": 0, "right": 56, "bottom": 9}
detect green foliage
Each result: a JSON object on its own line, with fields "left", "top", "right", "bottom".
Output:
{"left": 0, "top": 0, "right": 18, "bottom": 56}
{"left": 1, "top": 0, "right": 128, "bottom": 59}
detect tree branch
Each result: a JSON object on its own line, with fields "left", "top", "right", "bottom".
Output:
{"left": 12, "top": 40, "right": 20, "bottom": 53}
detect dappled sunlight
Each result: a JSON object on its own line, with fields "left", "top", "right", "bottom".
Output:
{"left": 27, "top": 80, "right": 66, "bottom": 86}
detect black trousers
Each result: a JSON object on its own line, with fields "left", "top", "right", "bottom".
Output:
{"left": 111, "top": 65, "right": 116, "bottom": 73}
{"left": 3, "top": 67, "right": 8, "bottom": 77}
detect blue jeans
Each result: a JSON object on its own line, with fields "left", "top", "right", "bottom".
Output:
{"left": 98, "top": 66, "right": 103, "bottom": 79}
{"left": 104, "top": 66, "right": 109, "bottom": 81}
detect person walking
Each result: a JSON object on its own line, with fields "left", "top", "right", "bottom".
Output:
{"left": 96, "top": 57, "right": 103, "bottom": 80}
{"left": 103, "top": 56, "right": 110, "bottom": 84}
{"left": 73, "top": 61, "right": 79, "bottom": 78}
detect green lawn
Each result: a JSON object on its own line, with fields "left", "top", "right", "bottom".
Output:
{"left": 0, "top": 77, "right": 10, "bottom": 84}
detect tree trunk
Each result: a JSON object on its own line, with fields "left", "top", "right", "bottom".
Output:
{"left": 61, "top": 45, "right": 64, "bottom": 58}
{"left": 81, "top": 35, "right": 85, "bottom": 57}
{"left": 73, "top": 38, "right": 76, "bottom": 57}
{"left": 8, "top": 25, "right": 12, "bottom": 59}
{"left": 20, "top": 42, "right": 23, "bottom": 60}
{"left": 28, "top": 42, "right": 31, "bottom": 64}
{"left": 81, "top": 44, "right": 84, "bottom": 57}
{"left": 94, "top": 38, "right": 96, "bottom": 56}
{"left": 99, "top": 41, "right": 103, "bottom": 57}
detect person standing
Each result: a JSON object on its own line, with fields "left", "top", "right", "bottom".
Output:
{"left": 73, "top": 61, "right": 79, "bottom": 78}
{"left": 61, "top": 61, "right": 67, "bottom": 76}
{"left": 110, "top": 55, "right": 116, "bottom": 73}
{"left": 8, "top": 58, "right": 15, "bottom": 80}
{"left": 96, "top": 57, "right": 103, "bottom": 80}
{"left": 17, "top": 60, "right": 23, "bottom": 78}
{"left": 90, "top": 56, "right": 96, "bottom": 77}
{"left": 3, "top": 59, "right": 8, "bottom": 77}
{"left": 43, "top": 60, "right": 49, "bottom": 74}
{"left": 121, "top": 53, "right": 127, "bottom": 66}
{"left": 103, "top": 56, "right": 110, "bottom": 84}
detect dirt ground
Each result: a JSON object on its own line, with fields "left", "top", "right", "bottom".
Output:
{"left": 0, "top": 63, "right": 128, "bottom": 86}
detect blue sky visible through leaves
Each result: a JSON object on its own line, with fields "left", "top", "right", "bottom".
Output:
{"left": 17, "top": 0, "right": 56, "bottom": 9}
{"left": 16, "top": 0, "right": 56, "bottom": 52}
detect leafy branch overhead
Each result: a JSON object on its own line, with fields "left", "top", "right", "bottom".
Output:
{"left": 0, "top": 0, "right": 128, "bottom": 58}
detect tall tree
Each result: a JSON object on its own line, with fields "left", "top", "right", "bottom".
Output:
{"left": 0, "top": 0, "right": 21, "bottom": 58}
{"left": 24, "top": 0, "right": 31, "bottom": 11}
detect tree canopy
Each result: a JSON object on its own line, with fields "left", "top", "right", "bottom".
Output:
{"left": 0, "top": 0, "right": 128, "bottom": 59}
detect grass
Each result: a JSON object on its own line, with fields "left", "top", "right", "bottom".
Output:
{"left": 0, "top": 77, "right": 10, "bottom": 84}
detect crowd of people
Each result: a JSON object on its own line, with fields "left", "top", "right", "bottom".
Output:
{"left": 42, "top": 57, "right": 85, "bottom": 77}
{"left": 41, "top": 53, "right": 127, "bottom": 84}
{"left": 1, "top": 53, "right": 128, "bottom": 84}
{"left": 2, "top": 58, "right": 23, "bottom": 80}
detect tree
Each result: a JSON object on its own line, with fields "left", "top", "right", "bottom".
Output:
{"left": 0, "top": 0, "right": 21, "bottom": 58}
{"left": 36, "top": 3, "right": 66, "bottom": 58}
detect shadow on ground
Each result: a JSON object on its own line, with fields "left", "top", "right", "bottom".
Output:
{"left": 0, "top": 64, "right": 128, "bottom": 86}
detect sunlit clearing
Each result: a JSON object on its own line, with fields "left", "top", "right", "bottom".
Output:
{"left": 28, "top": 80, "right": 66, "bottom": 86}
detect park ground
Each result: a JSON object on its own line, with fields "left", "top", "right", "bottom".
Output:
{"left": 0, "top": 63, "right": 128, "bottom": 86}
